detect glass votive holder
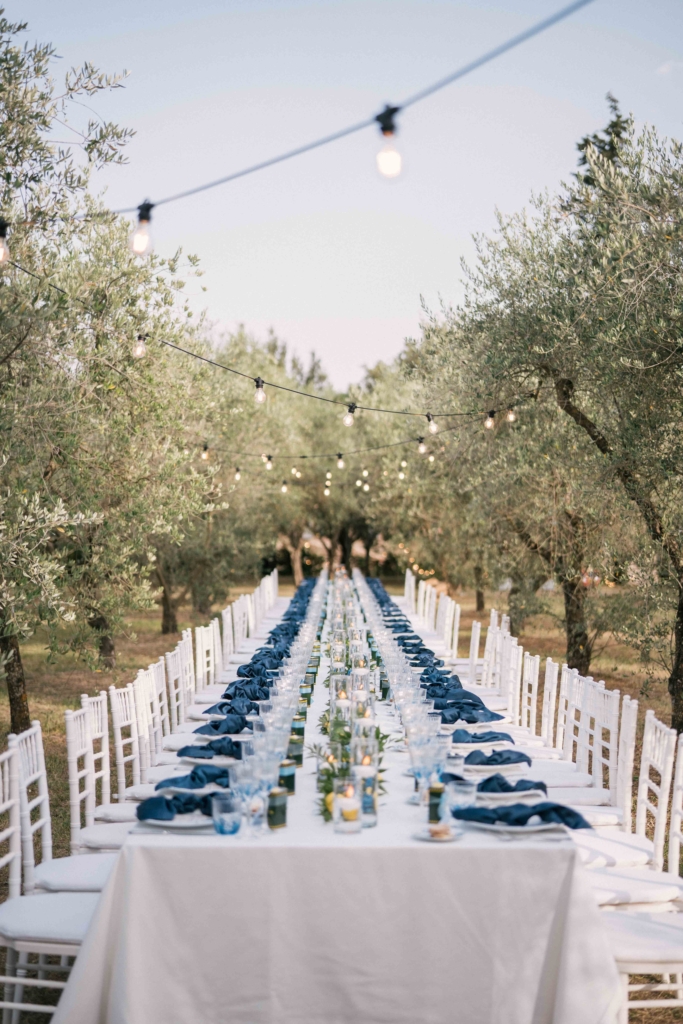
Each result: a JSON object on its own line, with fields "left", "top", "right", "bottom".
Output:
{"left": 212, "top": 792, "right": 242, "bottom": 835}
{"left": 352, "top": 764, "right": 378, "bottom": 828}
{"left": 332, "top": 778, "right": 362, "bottom": 833}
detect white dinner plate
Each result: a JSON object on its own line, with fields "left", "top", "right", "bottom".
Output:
{"left": 451, "top": 740, "right": 514, "bottom": 753}
{"left": 461, "top": 820, "right": 567, "bottom": 836}
{"left": 141, "top": 812, "right": 215, "bottom": 830}
{"left": 413, "top": 826, "right": 463, "bottom": 843}
{"left": 476, "top": 789, "right": 547, "bottom": 806}
{"left": 463, "top": 762, "right": 529, "bottom": 777}
{"left": 180, "top": 755, "right": 237, "bottom": 767}
{"left": 154, "top": 783, "right": 226, "bottom": 798}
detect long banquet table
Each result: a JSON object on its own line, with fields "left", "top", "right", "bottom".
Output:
{"left": 53, "top": 654, "right": 620, "bottom": 1024}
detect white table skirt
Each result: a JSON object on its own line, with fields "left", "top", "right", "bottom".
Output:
{"left": 53, "top": 661, "right": 620, "bottom": 1024}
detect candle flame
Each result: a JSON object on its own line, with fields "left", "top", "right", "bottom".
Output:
{"left": 362, "top": 754, "right": 372, "bottom": 765}
{"left": 344, "top": 785, "right": 355, "bottom": 798}
{"left": 339, "top": 690, "right": 347, "bottom": 699}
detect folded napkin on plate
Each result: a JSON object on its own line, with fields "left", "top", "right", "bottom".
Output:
{"left": 203, "top": 699, "right": 259, "bottom": 717}
{"left": 154, "top": 764, "right": 231, "bottom": 791}
{"left": 452, "top": 801, "right": 591, "bottom": 830}
{"left": 177, "top": 737, "right": 243, "bottom": 760}
{"left": 477, "top": 773, "right": 547, "bottom": 794}
{"left": 136, "top": 792, "right": 213, "bottom": 821}
{"left": 464, "top": 750, "right": 532, "bottom": 767}
{"left": 452, "top": 729, "right": 514, "bottom": 745}
{"left": 194, "top": 714, "right": 252, "bottom": 736}
{"left": 440, "top": 772, "right": 466, "bottom": 784}
{"left": 225, "top": 682, "right": 271, "bottom": 702}
{"left": 441, "top": 705, "right": 505, "bottom": 726}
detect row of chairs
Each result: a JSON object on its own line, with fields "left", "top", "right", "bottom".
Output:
{"left": 0, "top": 570, "right": 280, "bottom": 1020}
{"left": 404, "top": 568, "right": 683, "bottom": 1020}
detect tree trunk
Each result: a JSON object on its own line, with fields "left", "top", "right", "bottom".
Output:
{"left": 669, "top": 585, "right": 683, "bottom": 733}
{"left": 562, "top": 575, "right": 591, "bottom": 674}
{"left": 474, "top": 565, "right": 485, "bottom": 612}
{"left": 290, "top": 545, "right": 304, "bottom": 587}
{"left": 0, "top": 630, "right": 30, "bottom": 733}
{"left": 88, "top": 611, "right": 116, "bottom": 669}
{"left": 161, "top": 584, "right": 178, "bottom": 634}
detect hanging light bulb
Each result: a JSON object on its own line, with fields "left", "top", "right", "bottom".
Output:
{"left": 417, "top": 437, "right": 427, "bottom": 455}
{"left": 400, "top": 460, "right": 407, "bottom": 468}
{"left": 336, "top": 453, "right": 345, "bottom": 469}
{"left": 324, "top": 487, "right": 330, "bottom": 496}
{"left": 296, "top": 470, "right": 301, "bottom": 479}
{"left": 363, "top": 483, "right": 370, "bottom": 492}
{"left": 200, "top": 443, "right": 209, "bottom": 461}
{"left": 398, "top": 471, "right": 405, "bottom": 480}
{"left": 326, "top": 471, "right": 332, "bottom": 479}
{"left": 281, "top": 480, "right": 288, "bottom": 493}
{"left": 484, "top": 410, "right": 496, "bottom": 430}
{"left": 132, "top": 334, "right": 147, "bottom": 359}
{"left": 0, "top": 218, "right": 10, "bottom": 264}
{"left": 343, "top": 403, "right": 357, "bottom": 427}
{"left": 356, "top": 479, "right": 362, "bottom": 487}
{"left": 362, "top": 469, "right": 368, "bottom": 478}
{"left": 254, "top": 377, "right": 266, "bottom": 404}
{"left": 428, "top": 454, "right": 435, "bottom": 463}
{"left": 234, "top": 467, "right": 241, "bottom": 481}
{"left": 375, "top": 104, "right": 402, "bottom": 179}
{"left": 506, "top": 408, "right": 517, "bottom": 423}
{"left": 265, "top": 456, "right": 273, "bottom": 470}
{"left": 129, "top": 200, "right": 154, "bottom": 256}
{"left": 426, "top": 413, "right": 438, "bottom": 434}
{"left": 291, "top": 467, "right": 297, "bottom": 476}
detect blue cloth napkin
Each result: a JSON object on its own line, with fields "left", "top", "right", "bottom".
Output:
{"left": 453, "top": 801, "right": 591, "bottom": 830}
{"left": 226, "top": 682, "right": 271, "bottom": 701}
{"left": 464, "top": 750, "right": 532, "bottom": 767}
{"left": 452, "top": 729, "right": 514, "bottom": 745}
{"left": 136, "top": 793, "right": 213, "bottom": 821}
{"left": 154, "top": 764, "right": 231, "bottom": 791}
{"left": 177, "top": 737, "right": 243, "bottom": 760}
{"left": 203, "top": 699, "right": 259, "bottom": 717}
{"left": 441, "top": 705, "right": 505, "bottom": 725}
{"left": 477, "top": 773, "right": 547, "bottom": 794}
{"left": 194, "top": 714, "right": 252, "bottom": 736}
{"left": 440, "top": 772, "right": 466, "bottom": 784}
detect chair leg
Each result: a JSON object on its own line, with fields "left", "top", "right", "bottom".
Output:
{"left": 618, "top": 972, "right": 629, "bottom": 1024}
{"left": 10, "top": 951, "right": 28, "bottom": 1024}
{"left": 1, "top": 948, "right": 16, "bottom": 1024}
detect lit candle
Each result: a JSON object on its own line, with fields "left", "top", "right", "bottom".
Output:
{"left": 338, "top": 785, "right": 360, "bottom": 821}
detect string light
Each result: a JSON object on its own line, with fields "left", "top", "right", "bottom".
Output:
{"left": 427, "top": 413, "right": 438, "bottom": 434}
{"left": 200, "top": 443, "right": 209, "bottom": 461}
{"left": 343, "top": 403, "right": 357, "bottom": 427}
{"left": 428, "top": 454, "right": 435, "bottom": 463}
{"left": 281, "top": 480, "right": 288, "bottom": 493}
{"left": 0, "top": 219, "right": 9, "bottom": 264}
{"left": 337, "top": 454, "right": 345, "bottom": 469}
{"left": 417, "top": 437, "right": 427, "bottom": 454}
{"left": 362, "top": 469, "right": 369, "bottom": 478}
{"left": 398, "top": 471, "right": 405, "bottom": 480}
{"left": 254, "top": 377, "right": 266, "bottom": 404}
{"left": 375, "top": 105, "right": 402, "bottom": 179}
{"left": 356, "top": 479, "right": 362, "bottom": 487}
{"left": 400, "top": 460, "right": 407, "bottom": 468}
{"left": 484, "top": 411, "right": 496, "bottom": 430}
{"left": 132, "top": 334, "right": 147, "bottom": 359}
{"left": 296, "top": 470, "right": 302, "bottom": 479}
{"left": 266, "top": 456, "right": 273, "bottom": 470}
{"left": 506, "top": 408, "right": 517, "bottom": 423}
{"left": 324, "top": 487, "right": 330, "bottom": 496}
{"left": 363, "top": 483, "right": 370, "bottom": 492}
{"left": 129, "top": 201, "right": 153, "bottom": 256}
{"left": 234, "top": 467, "right": 241, "bottom": 480}
{"left": 326, "top": 471, "right": 332, "bottom": 479}
{"left": 291, "top": 467, "right": 297, "bottom": 475}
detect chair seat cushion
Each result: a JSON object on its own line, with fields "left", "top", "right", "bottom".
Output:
{"left": 0, "top": 892, "right": 99, "bottom": 944}
{"left": 529, "top": 768, "right": 594, "bottom": 787}
{"left": 589, "top": 867, "right": 683, "bottom": 906}
{"left": 163, "top": 729, "right": 202, "bottom": 748}
{"left": 94, "top": 802, "right": 139, "bottom": 821}
{"left": 124, "top": 784, "right": 157, "bottom": 802}
{"left": 603, "top": 911, "right": 683, "bottom": 964}
{"left": 35, "top": 854, "right": 117, "bottom": 892}
{"left": 147, "top": 764, "right": 187, "bottom": 784}
{"left": 573, "top": 805, "right": 624, "bottom": 827}
{"left": 572, "top": 831, "right": 652, "bottom": 868}
{"left": 79, "top": 822, "right": 135, "bottom": 850}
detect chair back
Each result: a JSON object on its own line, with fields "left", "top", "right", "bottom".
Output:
{"left": 195, "top": 624, "right": 216, "bottom": 691}
{"left": 450, "top": 602, "right": 461, "bottom": 660}
{"left": 109, "top": 683, "right": 141, "bottom": 799}
{"left": 150, "top": 657, "right": 171, "bottom": 737}
{"left": 501, "top": 636, "right": 522, "bottom": 725}
{"left": 636, "top": 710, "right": 677, "bottom": 871}
{"left": 165, "top": 646, "right": 185, "bottom": 731}
{"left": 221, "top": 604, "right": 235, "bottom": 662}
{"left": 668, "top": 732, "right": 683, "bottom": 875}
{"left": 519, "top": 653, "right": 541, "bottom": 734}
{"left": 555, "top": 665, "right": 576, "bottom": 753}
{"left": 65, "top": 707, "right": 96, "bottom": 856}
{"left": 0, "top": 739, "right": 23, "bottom": 899}
{"left": 210, "top": 617, "right": 223, "bottom": 679}
{"left": 540, "top": 659, "right": 559, "bottom": 748}
{"left": 616, "top": 694, "right": 638, "bottom": 834}
{"left": 246, "top": 592, "right": 255, "bottom": 635}
{"left": 81, "top": 690, "right": 111, "bottom": 807}
{"left": 14, "top": 721, "right": 52, "bottom": 893}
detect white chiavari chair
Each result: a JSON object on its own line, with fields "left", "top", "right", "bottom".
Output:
{"left": 451, "top": 619, "right": 482, "bottom": 686}
{"left": 66, "top": 709, "right": 137, "bottom": 833}
{"left": 194, "top": 624, "right": 216, "bottom": 693}
{"left": 80, "top": 691, "right": 110, "bottom": 808}
{"left": 221, "top": 604, "right": 235, "bottom": 663}
{"left": 540, "top": 658, "right": 560, "bottom": 748}
{"left": 519, "top": 652, "right": 540, "bottom": 735}
{"left": 150, "top": 657, "right": 170, "bottom": 738}
{"left": 0, "top": 737, "right": 100, "bottom": 1019}
{"left": 210, "top": 617, "right": 223, "bottom": 679}
{"left": 109, "top": 684, "right": 140, "bottom": 799}
{"left": 165, "top": 646, "right": 185, "bottom": 732}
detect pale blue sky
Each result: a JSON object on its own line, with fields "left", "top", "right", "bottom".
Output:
{"left": 17, "top": 0, "right": 683, "bottom": 386}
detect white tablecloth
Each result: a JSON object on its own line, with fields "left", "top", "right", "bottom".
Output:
{"left": 54, "top": 663, "right": 620, "bottom": 1024}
